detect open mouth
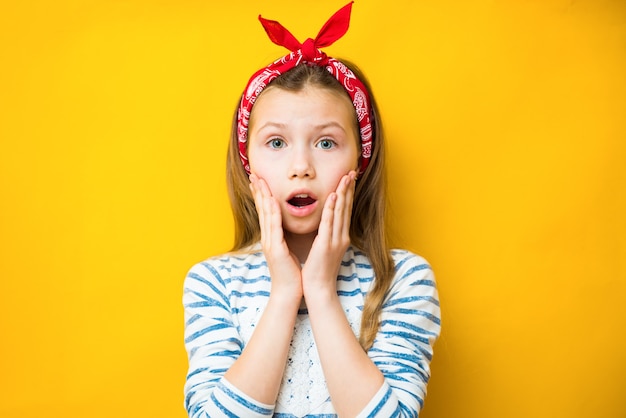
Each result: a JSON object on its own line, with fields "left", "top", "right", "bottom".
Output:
{"left": 288, "top": 194, "right": 316, "bottom": 207}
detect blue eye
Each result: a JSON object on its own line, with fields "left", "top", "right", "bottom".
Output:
{"left": 268, "top": 138, "right": 285, "bottom": 149}
{"left": 317, "top": 139, "right": 335, "bottom": 150}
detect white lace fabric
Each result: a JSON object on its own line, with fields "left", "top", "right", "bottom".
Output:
{"left": 236, "top": 305, "right": 362, "bottom": 417}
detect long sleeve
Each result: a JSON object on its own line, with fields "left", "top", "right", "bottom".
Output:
{"left": 357, "top": 250, "right": 441, "bottom": 417}
{"left": 183, "top": 257, "right": 275, "bottom": 418}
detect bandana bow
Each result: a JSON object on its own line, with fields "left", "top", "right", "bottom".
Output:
{"left": 237, "top": 1, "right": 373, "bottom": 175}
{"left": 259, "top": 1, "right": 352, "bottom": 64}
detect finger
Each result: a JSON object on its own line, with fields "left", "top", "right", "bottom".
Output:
{"left": 318, "top": 192, "right": 337, "bottom": 244}
{"left": 331, "top": 176, "right": 346, "bottom": 242}
{"left": 259, "top": 179, "right": 275, "bottom": 247}
{"left": 269, "top": 195, "right": 284, "bottom": 247}
{"left": 341, "top": 171, "right": 357, "bottom": 238}
{"left": 249, "top": 175, "right": 266, "bottom": 239}
{"left": 332, "top": 173, "right": 353, "bottom": 243}
{"left": 251, "top": 175, "right": 274, "bottom": 249}
{"left": 256, "top": 177, "right": 285, "bottom": 252}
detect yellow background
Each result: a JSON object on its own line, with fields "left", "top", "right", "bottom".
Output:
{"left": 1, "top": 0, "right": 624, "bottom": 417}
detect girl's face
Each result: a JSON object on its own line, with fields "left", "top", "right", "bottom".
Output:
{"left": 247, "top": 85, "right": 359, "bottom": 237}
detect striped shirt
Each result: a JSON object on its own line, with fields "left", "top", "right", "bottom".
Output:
{"left": 183, "top": 245, "right": 441, "bottom": 417}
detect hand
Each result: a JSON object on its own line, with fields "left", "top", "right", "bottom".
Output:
{"left": 301, "top": 171, "right": 357, "bottom": 299}
{"left": 249, "top": 174, "right": 303, "bottom": 302}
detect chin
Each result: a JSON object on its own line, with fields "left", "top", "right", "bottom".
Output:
{"left": 283, "top": 223, "right": 319, "bottom": 237}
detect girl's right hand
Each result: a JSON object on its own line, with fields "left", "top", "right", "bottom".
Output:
{"left": 249, "top": 174, "right": 303, "bottom": 302}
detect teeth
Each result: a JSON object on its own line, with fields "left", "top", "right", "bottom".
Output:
{"left": 294, "top": 194, "right": 308, "bottom": 198}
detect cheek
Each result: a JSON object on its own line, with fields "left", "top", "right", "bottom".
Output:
{"left": 248, "top": 159, "right": 278, "bottom": 191}
{"left": 247, "top": 146, "right": 268, "bottom": 175}
{"left": 346, "top": 140, "right": 361, "bottom": 170}
{"left": 249, "top": 146, "right": 272, "bottom": 169}
{"left": 340, "top": 148, "right": 361, "bottom": 172}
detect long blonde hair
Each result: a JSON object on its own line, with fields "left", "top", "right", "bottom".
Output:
{"left": 225, "top": 62, "right": 394, "bottom": 351}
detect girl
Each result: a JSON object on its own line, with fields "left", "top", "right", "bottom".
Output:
{"left": 183, "top": 3, "right": 441, "bottom": 417}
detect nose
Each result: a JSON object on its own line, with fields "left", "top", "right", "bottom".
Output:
{"left": 289, "top": 145, "right": 315, "bottom": 178}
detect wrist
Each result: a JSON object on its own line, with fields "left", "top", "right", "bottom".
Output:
{"left": 303, "top": 284, "right": 339, "bottom": 309}
{"left": 268, "top": 287, "right": 303, "bottom": 311}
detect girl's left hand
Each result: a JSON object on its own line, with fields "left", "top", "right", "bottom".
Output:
{"left": 301, "top": 171, "right": 357, "bottom": 298}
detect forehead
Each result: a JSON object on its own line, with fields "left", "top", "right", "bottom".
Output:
{"left": 249, "top": 85, "right": 357, "bottom": 126}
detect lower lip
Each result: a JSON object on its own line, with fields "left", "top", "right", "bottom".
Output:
{"left": 285, "top": 201, "right": 318, "bottom": 217}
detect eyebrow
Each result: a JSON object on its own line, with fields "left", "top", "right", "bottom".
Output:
{"left": 254, "top": 121, "right": 286, "bottom": 131}
{"left": 254, "top": 121, "right": 347, "bottom": 133}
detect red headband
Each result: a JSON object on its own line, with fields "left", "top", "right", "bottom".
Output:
{"left": 237, "top": 1, "right": 372, "bottom": 175}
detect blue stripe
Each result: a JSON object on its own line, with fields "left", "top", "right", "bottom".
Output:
{"left": 399, "top": 401, "right": 416, "bottom": 417}
{"left": 341, "top": 258, "right": 357, "bottom": 267}
{"left": 370, "top": 347, "right": 422, "bottom": 364}
{"left": 218, "top": 381, "right": 274, "bottom": 415}
{"left": 241, "top": 261, "right": 267, "bottom": 270}
{"left": 408, "top": 279, "right": 436, "bottom": 287}
{"left": 407, "top": 263, "right": 431, "bottom": 273}
{"left": 188, "top": 271, "right": 230, "bottom": 307}
{"left": 185, "top": 322, "right": 231, "bottom": 344}
{"left": 188, "top": 399, "right": 208, "bottom": 417}
{"left": 230, "top": 290, "right": 270, "bottom": 298}
{"left": 186, "top": 366, "right": 209, "bottom": 380}
{"left": 223, "top": 275, "right": 270, "bottom": 286}
{"left": 183, "top": 288, "right": 211, "bottom": 301}
{"left": 185, "top": 297, "right": 229, "bottom": 311}
{"left": 356, "top": 262, "right": 374, "bottom": 269}
{"left": 393, "top": 253, "right": 412, "bottom": 271}
{"left": 337, "top": 272, "right": 358, "bottom": 281}
{"left": 380, "top": 319, "right": 440, "bottom": 337}
{"left": 185, "top": 313, "right": 202, "bottom": 326}
{"left": 210, "top": 349, "right": 240, "bottom": 359}
{"left": 386, "top": 306, "right": 440, "bottom": 322}
{"left": 189, "top": 337, "right": 241, "bottom": 356}
{"left": 370, "top": 344, "right": 433, "bottom": 362}
{"left": 383, "top": 295, "right": 440, "bottom": 308}
{"left": 389, "top": 382, "right": 422, "bottom": 402}
{"left": 184, "top": 299, "right": 225, "bottom": 309}
{"left": 210, "top": 392, "right": 238, "bottom": 418}
{"left": 357, "top": 275, "right": 375, "bottom": 284}
{"left": 199, "top": 263, "right": 227, "bottom": 284}
{"left": 337, "top": 288, "right": 362, "bottom": 297}
{"left": 367, "top": 385, "right": 392, "bottom": 417}
{"left": 384, "top": 367, "right": 429, "bottom": 385}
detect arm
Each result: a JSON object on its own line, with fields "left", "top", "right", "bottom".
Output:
{"left": 184, "top": 177, "right": 306, "bottom": 417}
{"left": 306, "top": 252, "right": 441, "bottom": 418}
{"left": 302, "top": 172, "right": 384, "bottom": 416}
{"left": 183, "top": 257, "right": 301, "bottom": 418}
{"left": 364, "top": 253, "right": 441, "bottom": 416}
{"left": 305, "top": 288, "right": 385, "bottom": 417}
{"left": 184, "top": 260, "right": 271, "bottom": 417}
{"left": 303, "top": 173, "right": 441, "bottom": 417}
{"left": 222, "top": 286, "right": 300, "bottom": 403}
{"left": 224, "top": 175, "right": 304, "bottom": 402}
{"left": 185, "top": 174, "right": 311, "bottom": 416}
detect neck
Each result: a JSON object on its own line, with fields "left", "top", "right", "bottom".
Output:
{"left": 284, "top": 230, "right": 317, "bottom": 264}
